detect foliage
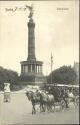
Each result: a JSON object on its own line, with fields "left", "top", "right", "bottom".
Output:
{"left": 0, "top": 66, "right": 19, "bottom": 90}
{"left": 47, "top": 65, "right": 77, "bottom": 85}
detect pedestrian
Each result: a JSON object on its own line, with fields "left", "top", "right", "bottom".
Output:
{"left": 52, "top": 86, "right": 60, "bottom": 102}
{"left": 4, "top": 83, "right": 11, "bottom": 102}
{"left": 60, "top": 87, "right": 64, "bottom": 99}
{"left": 64, "top": 89, "right": 69, "bottom": 108}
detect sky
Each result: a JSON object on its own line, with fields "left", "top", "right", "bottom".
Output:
{"left": 0, "top": 0, "right": 79, "bottom": 75}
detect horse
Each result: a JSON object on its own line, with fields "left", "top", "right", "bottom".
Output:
{"left": 38, "top": 91, "right": 54, "bottom": 112}
{"left": 39, "top": 90, "right": 66, "bottom": 112}
{"left": 26, "top": 89, "right": 67, "bottom": 114}
{"left": 26, "top": 90, "right": 45, "bottom": 114}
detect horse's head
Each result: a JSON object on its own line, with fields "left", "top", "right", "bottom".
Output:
{"left": 26, "top": 91, "right": 33, "bottom": 101}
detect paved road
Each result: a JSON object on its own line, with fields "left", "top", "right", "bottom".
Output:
{"left": 0, "top": 91, "right": 79, "bottom": 124}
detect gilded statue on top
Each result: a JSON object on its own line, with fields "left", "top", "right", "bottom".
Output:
{"left": 25, "top": 4, "right": 33, "bottom": 20}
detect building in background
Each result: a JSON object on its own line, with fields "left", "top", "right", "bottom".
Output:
{"left": 73, "top": 62, "right": 79, "bottom": 84}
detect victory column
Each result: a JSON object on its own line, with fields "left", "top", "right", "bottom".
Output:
{"left": 20, "top": 5, "right": 46, "bottom": 85}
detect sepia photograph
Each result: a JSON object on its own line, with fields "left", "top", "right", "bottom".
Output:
{"left": 0, "top": 0, "right": 79, "bottom": 124}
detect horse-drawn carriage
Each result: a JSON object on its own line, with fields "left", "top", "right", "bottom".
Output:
{"left": 26, "top": 89, "right": 66, "bottom": 114}
{"left": 25, "top": 84, "right": 79, "bottom": 114}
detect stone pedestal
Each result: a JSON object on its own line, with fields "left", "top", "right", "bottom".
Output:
{"left": 20, "top": 60, "right": 45, "bottom": 85}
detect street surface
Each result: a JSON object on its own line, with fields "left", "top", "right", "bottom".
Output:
{"left": 0, "top": 90, "right": 79, "bottom": 124}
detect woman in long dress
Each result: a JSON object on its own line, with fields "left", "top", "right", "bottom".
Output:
{"left": 4, "top": 83, "right": 11, "bottom": 102}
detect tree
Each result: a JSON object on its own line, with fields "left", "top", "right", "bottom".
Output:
{"left": 47, "top": 65, "right": 77, "bottom": 85}
{"left": 0, "top": 66, "right": 19, "bottom": 88}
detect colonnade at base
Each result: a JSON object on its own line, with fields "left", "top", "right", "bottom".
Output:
{"left": 21, "top": 63, "right": 42, "bottom": 74}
